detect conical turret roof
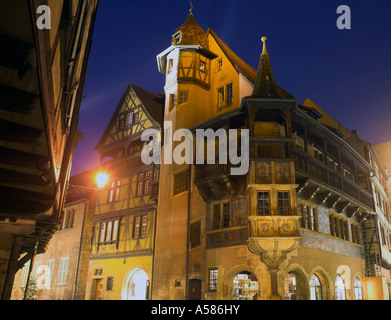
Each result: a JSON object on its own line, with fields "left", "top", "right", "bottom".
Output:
{"left": 171, "top": 9, "right": 209, "bottom": 49}
{"left": 251, "top": 37, "right": 291, "bottom": 99}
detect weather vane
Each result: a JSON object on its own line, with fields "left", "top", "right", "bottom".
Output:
{"left": 189, "top": 1, "right": 194, "bottom": 15}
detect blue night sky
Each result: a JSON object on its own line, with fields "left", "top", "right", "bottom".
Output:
{"left": 71, "top": 0, "right": 391, "bottom": 175}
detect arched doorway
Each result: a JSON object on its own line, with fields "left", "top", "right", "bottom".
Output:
{"left": 123, "top": 268, "right": 150, "bottom": 300}
{"left": 310, "top": 274, "right": 322, "bottom": 300}
{"left": 232, "top": 271, "right": 260, "bottom": 300}
{"left": 285, "top": 271, "right": 307, "bottom": 300}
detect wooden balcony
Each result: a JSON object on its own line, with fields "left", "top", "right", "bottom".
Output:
{"left": 293, "top": 148, "right": 373, "bottom": 212}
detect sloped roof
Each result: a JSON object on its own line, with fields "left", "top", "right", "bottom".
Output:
{"left": 131, "top": 83, "right": 164, "bottom": 125}
{"left": 207, "top": 29, "right": 294, "bottom": 99}
{"left": 94, "top": 83, "right": 164, "bottom": 151}
{"left": 172, "top": 13, "right": 209, "bottom": 49}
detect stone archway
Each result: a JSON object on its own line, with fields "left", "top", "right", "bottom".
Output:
{"left": 309, "top": 269, "right": 330, "bottom": 300}
{"left": 284, "top": 268, "right": 308, "bottom": 300}
{"left": 223, "top": 266, "right": 260, "bottom": 300}
{"left": 121, "top": 268, "right": 150, "bottom": 300}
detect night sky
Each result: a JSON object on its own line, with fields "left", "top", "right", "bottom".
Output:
{"left": 71, "top": 0, "right": 391, "bottom": 176}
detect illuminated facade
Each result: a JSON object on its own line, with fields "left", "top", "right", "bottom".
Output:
{"left": 84, "top": 83, "right": 163, "bottom": 300}
{"left": 151, "top": 11, "right": 391, "bottom": 300}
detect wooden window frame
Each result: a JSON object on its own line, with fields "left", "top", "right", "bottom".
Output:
{"left": 208, "top": 268, "right": 218, "bottom": 292}
{"left": 257, "top": 191, "right": 270, "bottom": 216}
{"left": 133, "top": 214, "right": 148, "bottom": 239}
{"left": 278, "top": 191, "right": 291, "bottom": 216}
{"left": 190, "top": 220, "right": 201, "bottom": 248}
{"left": 98, "top": 219, "right": 121, "bottom": 245}
{"left": 212, "top": 204, "right": 221, "bottom": 230}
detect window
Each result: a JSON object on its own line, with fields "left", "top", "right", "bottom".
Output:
{"left": 20, "top": 261, "right": 31, "bottom": 287}
{"left": 119, "top": 119, "right": 125, "bottom": 130}
{"left": 99, "top": 219, "right": 120, "bottom": 245}
{"left": 278, "top": 192, "right": 290, "bottom": 215}
{"left": 354, "top": 278, "right": 363, "bottom": 300}
{"left": 108, "top": 180, "right": 121, "bottom": 203}
{"left": 126, "top": 112, "right": 133, "bottom": 128}
{"left": 310, "top": 274, "right": 322, "bottom": 300}
{"left": 212, "top": 204, "right": 221, "bottom": 230}
{"left": 334, "top": 275, "right": 346, "bottom": 300}
{"left": 136, "top": 171, "right": 150, "bottom": 197}
{"left": 226, "top": 83, "right": 233, "bottom": 105}
{"left": 106, "top": 277, "right": 114, "bottom": 291}
{"left": 112, "top": 220, "right": 119, "bottom": 242}
{"left": 134, "top": 113, "right": 139, "bottom": 124}
{"left": 62, "top": 209, "right": 75, "bottom": 230}
{"left": 199, "top": 60, "right": 205, "bottom": 72}
{"left": 57, "top": 258, "right": 69, "bottom": 285}
{"left": 141, "top": 215, "right": 148, "bottom": 238}
{"left": 257, "top": 192, "right": 270, "bottom": 215}
{"left": 100, "top": 222, "right": 107, "bottom": 243}
{"left": 351, "top": 223, "right": 360, "bottom": 244}
{"left": 216, "top": 58, "right": 223, "bottom": 72}
{"left": 106, "top": 221, "right": 113, "bottom": 242}
{"left": 211, "top": 202, "right": 231, "bottom": 229}
{"left": 173, "top": 31, "right": 182, "bottom": 44}
{"left": 144, "top": 179, "right": 150, "bottom": 195}
{"left": 44, "top": 259, "right": 55, "bottom": 287}
{"left": 217, "top": 87, "right": 224, "bottom": 109}
{"left": 134, "top": 216, "right": 141, "bottom": 238}
{"left": 208, "top": 268, "right": 218, "bottom": 291}
{"left": 32, "top": 261, "right": 42, "bottom": 281}
{"left": 222, "top": 202, "right": 230, "bottom": 228}
{"left": 133, "top": 215, "right": 147, "bottom": 239}
{"left": 168, "top": 59, "right": 174, "bottom": 74}
{"left": 217, "top": 83, "right": 233, "bottom": 109}
{"left": 178, "top": 90, "right": 188, "bottom": 105}
{"left": 298, "top": 202, "right": 318, "bottom": 231}
{"left": 190, "top": 221, "right": 201, "bottom": 248}
{"left": 169, "top": 93, "right": 177, "bottom": 111}
{"left": 329, "top": 213, "right": 350, "bottom": 241}
{"left": 173, "top": 170, "right": 189, "bottom": 195}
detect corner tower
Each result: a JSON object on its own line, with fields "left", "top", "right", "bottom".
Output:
{"left": 157, "top": 7, "right": 217, "bottom": 130}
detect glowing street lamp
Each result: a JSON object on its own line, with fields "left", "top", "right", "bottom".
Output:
{"left": 67, "top": 171, "right": 110, "bottom": 196}
{"left": 96, "top": 172, "right": 109, "bottom": 189}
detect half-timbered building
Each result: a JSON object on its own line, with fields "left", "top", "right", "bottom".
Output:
{"left": 85, "top": 83, "right": 163, "bottom": 300}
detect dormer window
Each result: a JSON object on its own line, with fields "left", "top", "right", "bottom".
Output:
{"left": 172, "top": 31, "right": 182, "bottom": 44}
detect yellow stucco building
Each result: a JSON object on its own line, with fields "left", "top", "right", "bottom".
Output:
{"left": 84, "top": 83, "right": 163, "bottom": 300}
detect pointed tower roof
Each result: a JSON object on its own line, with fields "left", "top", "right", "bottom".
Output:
{"left": 251, "top": 37, "right": 291, "bottom": 99}
{"left": 171, "top": 5, "right": 209, "bottom": 49}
